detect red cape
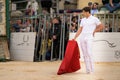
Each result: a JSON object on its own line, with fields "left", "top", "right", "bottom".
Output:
{"left": 57, "top": 40, "right": 81, "bottom": 75}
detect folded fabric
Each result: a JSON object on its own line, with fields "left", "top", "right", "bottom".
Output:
{"left": 57, "top": 40, "right": 81, "bottom": 75}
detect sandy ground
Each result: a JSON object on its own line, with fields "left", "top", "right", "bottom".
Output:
{"left": 0, "top": 61, "right": 120, "bottom": 80}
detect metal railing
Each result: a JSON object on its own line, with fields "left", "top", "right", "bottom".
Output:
{"left": 10, "top": 12, "right": 120, "bottom": 61}
{"left": 95, "top": 13, "right": 120, "bottom": 32}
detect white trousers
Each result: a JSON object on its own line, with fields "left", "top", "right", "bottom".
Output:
{"left": 80, "top": 33, "right": 94, "bottom": 73}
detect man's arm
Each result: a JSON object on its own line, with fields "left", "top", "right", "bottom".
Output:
{"left": 26, "top": 1, "right": 31, "bottom": 9}
{"left": 73, "top": 27, "right": 83, "bottom": 40}
{"left": 93, "top": 23, "right": 104, "bottom": 36}
{"left": 109, "top": 0, "right": 114, "bottom": 7}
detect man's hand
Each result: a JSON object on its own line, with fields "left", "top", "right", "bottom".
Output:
{"left": 110, "top": 0, "right": 114, "bottom": 7}
{"left": 53, "top": 35, "right": 56, "bottom": 40}
{"left": 110, "top": 3, "right": 114, "bottom": 7}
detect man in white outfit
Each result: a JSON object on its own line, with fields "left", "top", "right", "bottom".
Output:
{"left": 73, "top": 7, "right": 104, "bottom": 74}
{"left": 26, "top": 0, "right": 39, "bottom": 15}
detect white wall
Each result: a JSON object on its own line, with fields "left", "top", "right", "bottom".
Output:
{"left": 10, "top": 32, "right": 36, "bottom": 61}
{"left": 69, "top": 32, "right": 120, "bottom": 62}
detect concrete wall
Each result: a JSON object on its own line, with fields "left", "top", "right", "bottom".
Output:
{"left": 10, "top": 32, "right": 36, "bottom": 61}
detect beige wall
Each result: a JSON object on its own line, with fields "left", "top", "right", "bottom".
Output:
{"left": 59, "top": 0, "right": 65, "bottom": 9}
{"left": 0, "top": 0, "right": 6, "bottom": 36}
{"left": 77, "top": 0, "right": 102, "bottom": 9}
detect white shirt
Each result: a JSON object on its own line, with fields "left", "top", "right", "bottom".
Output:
{"left": 91, "top": 9, "right": 98, "bottom": 15}
{"left": 80, "top": 15, "right": 101, "bottom": 34}
{"left": 26, "top": 1, "right": 38, "bottom": 12}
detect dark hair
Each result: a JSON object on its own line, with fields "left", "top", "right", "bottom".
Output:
{"left": 94, "top": 2, "right": 99, "bottom": 5}
{"left": 88, "top": 2, "right": 92, "bottom": 6}
{"left": 53, "top": 17, "right": 61, "bottom": 24}
{"left": 82, "top": 6, "right": 91, "bottom": 13}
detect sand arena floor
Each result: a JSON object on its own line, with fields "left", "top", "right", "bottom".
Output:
{"left": 0, "top": 61, "right": 120, "bottom": 80}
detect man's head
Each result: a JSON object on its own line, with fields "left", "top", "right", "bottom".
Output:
{"left": 82, "top": 6, "right": 91, "bottom": 17}
{"left": 88, "top": 2, "right": 92, "bottom": 9}
{"left": 17, "top": 19, "right": 22, "bottom": 24}
{"left": 92, "top": 2, "right": 99, "bottom": 9}
{"left": 52, "top": 17, "right": 61, "bottom": 24}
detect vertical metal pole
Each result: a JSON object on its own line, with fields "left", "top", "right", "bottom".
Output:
{"left": 39, "top": 15, "right": 43, "bottom": 61}
{"left": 112, "top": 14, "right": 115, "bottom": 32}
{"left": 42, "top": 15, "right": 47, "bottom": 61}
{"left": 6, "top": 0, "right": 10, "bottom": 40}
{"left": 61, "top": 14, "right": 65, "bottom": 59}
{"left": 103, "top": 13, "right": 106, "bottom": 32}
{"left": 51, "top": 24, "right": 54, "bottom": 61}
{"left": 115, "top": 14, "right": 118, "bottom": 32}
{"left": 59, "top": 14, "right": 63, "bottom": 60}
{"left": 108, "top": 14, "right": 110, "bottom": 32}
{"left": 56, "top": 0, "right": 59, "bottom": 14}
{"left": 34, "top": 16, "right": 37, "bottom": 32}
{"left": 69, "top": 14, "right": 72, "bottom": 33}
{"left": 34, "top": 15, "right": 41, "bottom": 61}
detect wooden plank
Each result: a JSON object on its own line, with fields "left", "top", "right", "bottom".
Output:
{"left": 0, "top": 39, "right": 5, "bottom": 61}
{"left": 0, "top": 37, "right": 10, "bottom": 61}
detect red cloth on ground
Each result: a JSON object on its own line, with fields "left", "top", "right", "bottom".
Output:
{"left": 57, "top": 40, "right": 81, "bottom": 75}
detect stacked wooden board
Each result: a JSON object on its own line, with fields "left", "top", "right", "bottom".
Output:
{"left": 0, "top": 37, "right": 10, "bottom": 61}
{"left": 0, "top": 0, "right": 10, "bottom": 62}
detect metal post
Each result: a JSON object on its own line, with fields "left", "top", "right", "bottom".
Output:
{"left": 116, "top": 14, "right": 118, "bottom": 32}
{"left": 51, "top": 24, "right": 54, "bottom": 61}
{"left": 6, "top": 0, "right": 10, "bottom": 40}
{"left": 112, "top": 14, "right": 115, "bottom": 32}
{"left": 56, "top": 0, "right": 59, "bottom": 14}
{"left": 59, "top": 15, "right": 63, "bottom": 60}
{"left": 61, "top": 14, "right": 65, "bottom": 59}
{"left": 42, "top": 15, "right": 47, "bottom": 61}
